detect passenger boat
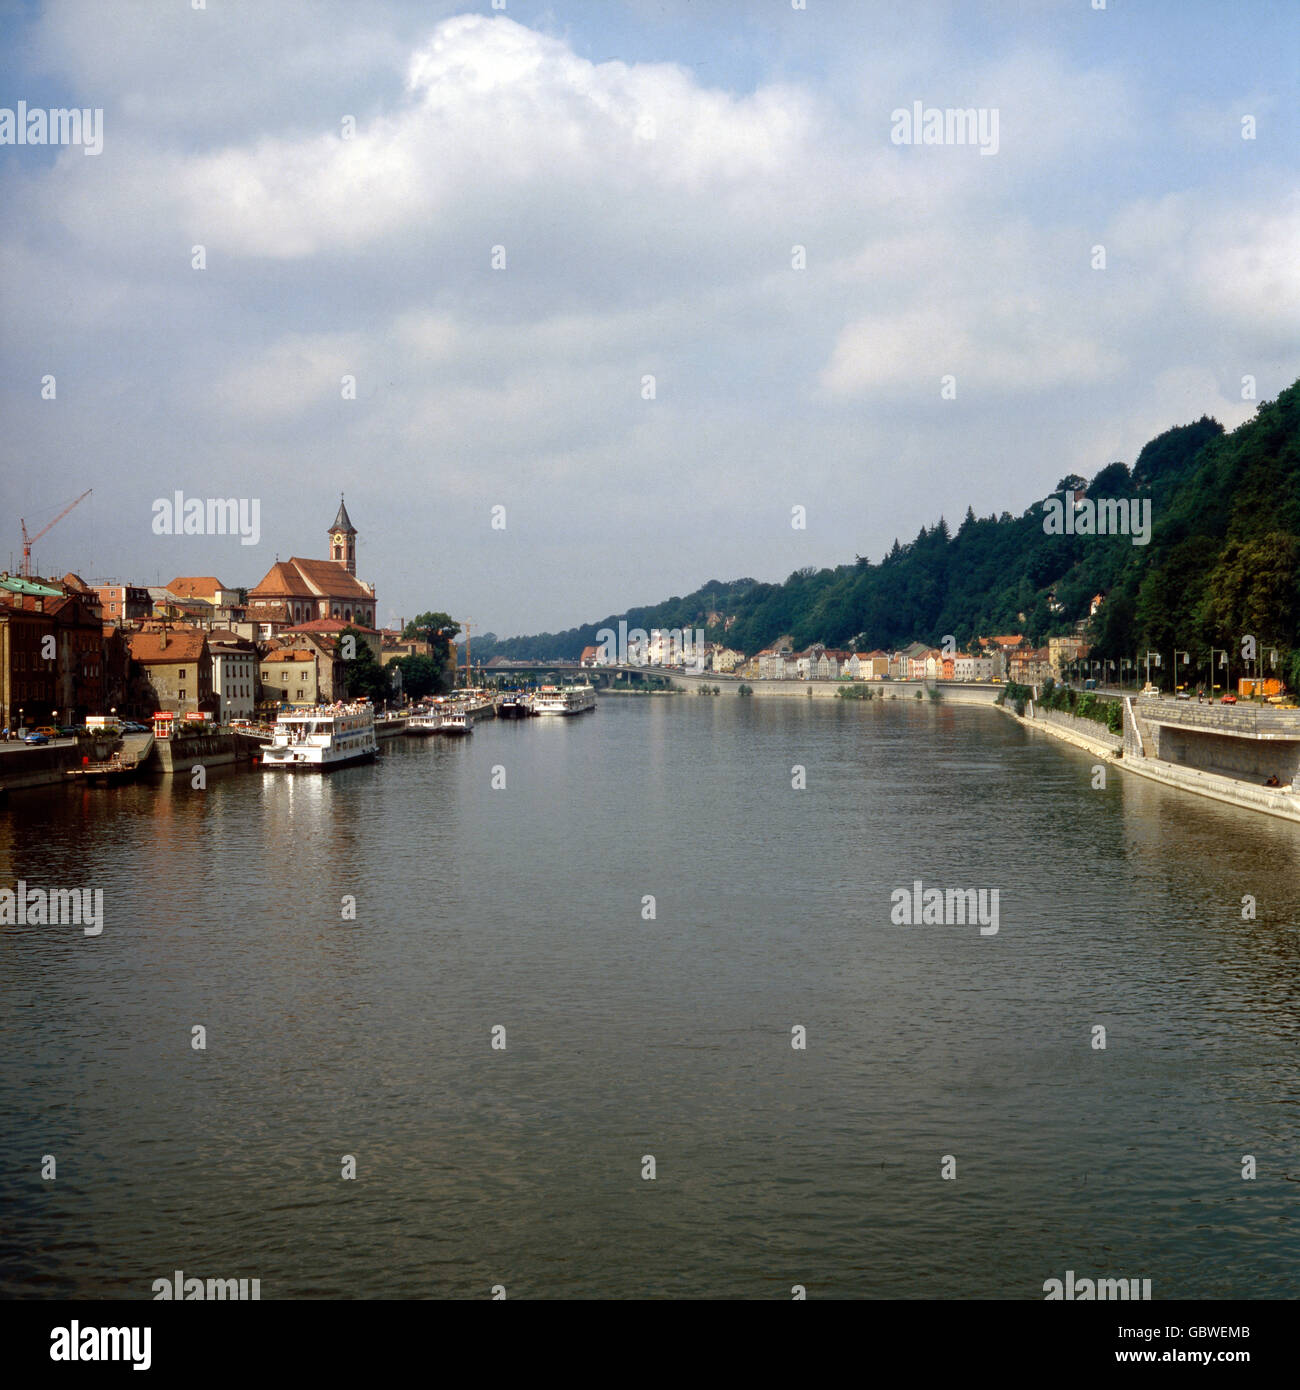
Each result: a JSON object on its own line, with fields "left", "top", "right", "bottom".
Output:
{"left": 260, "top": 703, "right": 378, "bottom": 770}
{"left": 531, "top": 683, "right": 597, "bottom": 715}
{"left": 497, "top": 692, "right": 531, "bottom": 719}
{"left": 439, "top": 709, "right": 473, "bottom": 736}
{"left": 405, "top": 711, "right": 443, "bottom": 736}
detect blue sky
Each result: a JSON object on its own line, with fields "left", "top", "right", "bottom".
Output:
{"left": 2, "top": 1, "right": 1297, "bottom": 636}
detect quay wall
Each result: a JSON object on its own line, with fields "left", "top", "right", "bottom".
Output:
{"left": 0, "top": 738, "right": 119, "bottom": 791}
{"left": 1152, "top": 724, "right": 1300, "bottom": 784}
{"left": 1118, "top": 754, "right": 1300, "bottom": 823}
{"left": 1020, "top": 694, "right": 1300, "bottom": 824}
{"left": 1023, "top": 704, "right": 1123, "bottom": 756}
{"left": 148, "top": 733, "right": 247, "bottom": 775}
{"left": 664, "top": 672, "right": 1002, "bottom": 705}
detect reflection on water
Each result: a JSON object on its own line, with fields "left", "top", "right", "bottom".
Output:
{"left": 1, "top": 698, "right": 1298, "bottom": 1298}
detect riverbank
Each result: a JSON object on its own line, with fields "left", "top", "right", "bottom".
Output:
{"left": 663, "top": 671, "right": 1003, "bottom": 705}
{"left": 1004, "top": 703, "right": 1122, "bottom": 760}
{"left": 1002, "top": 697, "right": 1300, "bottom": 825}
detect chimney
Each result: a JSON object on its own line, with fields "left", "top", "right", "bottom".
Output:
{"left": 160, "top": 628, "right": 168, "bottom": 649}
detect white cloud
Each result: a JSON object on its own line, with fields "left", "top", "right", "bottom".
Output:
{"left": 4, "top": 7, "right": 1298, "bottom": 633}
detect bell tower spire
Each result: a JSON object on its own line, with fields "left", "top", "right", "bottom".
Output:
{"left": 329, "top": 494, "right": 357, "bottom": 576}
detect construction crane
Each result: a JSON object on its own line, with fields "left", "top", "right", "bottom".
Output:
{"left": 21, "top": 488, "right": 92, "bottom": 578}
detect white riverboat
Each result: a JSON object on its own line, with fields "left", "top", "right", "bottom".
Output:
{"left": 531, "top": 682, "right": 597, "bottom": 715}
{"left": 439, "top": 709, "right": 473, "bottom": 736}
{"left": 405, "top": 711, "right": 443, "bottom": 736}
{"left": 260, "top": 703, "right": 379, "bottom": 771}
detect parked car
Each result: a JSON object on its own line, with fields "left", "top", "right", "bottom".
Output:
{"left": 121, "top": 721, "right": 149, "bottom": 733}
{"left": 1175, "top": 690, "right": 1191, "bottom": 701}
{"left": 35, "top": 725, "right": 59, "bottom": 738}
{"left": 1140, "top": 683, "right": 1160, "bottom": 697}
{"left": 1220, "top": 693, "right": 1238, "bottom": 705}
{"left": 23, "top": 732, "right": 49, "bottom": 745}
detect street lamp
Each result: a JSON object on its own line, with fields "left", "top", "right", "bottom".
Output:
{"left": 1173, "top": 651, "right": 1189, "bottom": 692}
{"left": 1209, "top": 649, "right": 1228, "bottom": 695}
{"left": 1144, "top": 650, "right": 1162, "bottom": 689}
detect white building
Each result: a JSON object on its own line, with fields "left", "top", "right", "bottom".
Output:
{"left": 208, "top": 632, "right": 258, "bottom": 721}
{"left": 953, "top": 653, "right": 994, "bottom": 681}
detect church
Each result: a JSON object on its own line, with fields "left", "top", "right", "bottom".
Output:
{"left": 246, "top": 497, "right": 377, "bottom": 635}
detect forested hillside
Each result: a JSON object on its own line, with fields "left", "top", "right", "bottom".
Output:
{"left": 471, "top": 383, "right": 1300, "bottom": 679}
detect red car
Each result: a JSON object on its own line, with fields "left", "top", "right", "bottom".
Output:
{"left": 1220, "top": 693, "right": 1238, "bottom": 704}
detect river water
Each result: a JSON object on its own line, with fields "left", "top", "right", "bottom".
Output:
{"left": 2, "top": 695, "right": 1298, "bottom": 1299}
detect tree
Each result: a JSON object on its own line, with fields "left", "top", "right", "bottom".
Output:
{"left": 394, "top": 653, "right": 449, "bottom": 699}
{"left": 403, "top": 611, "right": 460, "bottom": 647}
{"left": 336, "top": 628, "right": 389, "bottom": 704}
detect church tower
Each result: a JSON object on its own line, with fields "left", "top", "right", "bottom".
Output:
{"left": 329, "top": 495, "right": 357, "bottom": 576}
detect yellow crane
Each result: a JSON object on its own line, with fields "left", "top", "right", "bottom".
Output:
{"left": 21, "top": 489, "right": 92, "bottom": 577}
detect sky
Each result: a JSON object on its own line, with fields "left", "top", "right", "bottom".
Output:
{"left": 1, "top": 0, "right": 1297, "bottom": 637}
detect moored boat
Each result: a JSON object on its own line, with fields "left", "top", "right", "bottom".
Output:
{"left": 405, "top": 711, "right": 443, "bottom": 736}
{"left": 260, "top": 703, "right": 379, "bottom": 771}
{"left": 497, "top": 692, "right": 531, "bottom": 719}
{"left": 531, "top": 683, "right": 597, "bottom": 715}
{"left": 439, "top": 709, "right": 473, "bottom": 736}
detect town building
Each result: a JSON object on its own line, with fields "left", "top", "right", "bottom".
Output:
{"left": 259, "top": 649, "right": 319, "bottom": 709}
{"left": 847, "top": 651, "right": 890, "bottom": 680}
{"left": 93, "top": 580, "right": 151, "bottom": 627}
{"left": 0, "top": 578, "right": 59, "bottom": 730}
{"left": 247, "top": 498, "right": 376, "bottom": 637}
{"left": 48, "top": 583, "right": 104, "bottom": 721}
{"left": 276, "top": 621, "right": 366, "bottom": 702}
{"left": 953, "top": 652, "right": 994, "bottom": 681}
{"left": 1009, "top": 646, "right": 1054, "bottom": 685}
{"left": 1048, "top": 636, "right": 1091, "bottom": 678}
{"left": 127, "top": 628, "right": 216, "bottom": 717}
{"left": 207, "top": 630, "right": 259, "bottom": 722}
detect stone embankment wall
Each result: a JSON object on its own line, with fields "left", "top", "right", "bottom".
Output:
{"left": 666, "top": 672, "right": 1002, "bottom": 705}
{"left": 0, "top": 738, "right": 119, "bottom": 791}
{"left": 148, "top": 733, "right": 248, "bottom": 775}
{"left": 1026, "top": 705, "right": 1123, "bottom": 754}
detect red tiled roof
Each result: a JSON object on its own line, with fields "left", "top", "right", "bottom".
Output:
{"left": 282, "top": 617, "right": 377, "bottom": 634}
{"left": 249, "top": 557, "right": 373, "bottom": 603}
{"left": 262, "top": 649, "right": 316, "bottom": 664}
{"left": 247, "top": 562, "right": 303, "bottom": 599}
{"left": 166, "top": 576, "right": 226, "bottom": 601}
{"left": 128, "top": 630, "right": 207, "bottom": 664}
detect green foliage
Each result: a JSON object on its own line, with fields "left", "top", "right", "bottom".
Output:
{"left": 403, "top": 612, "right": 460, "bottom": 643}
{"left": 737, "top": 684, "right": 753, "bottom": 697}
{"left": 336, "top": 628, "right": 389, "bottom": 704}
{"left": 837, "top": 683, "right": 874, "bottom": 699}
{"left": 393, "top": 653, "right": 451, "bottom": 700}
{"left": 475, "top": 386, "right": 1300, "bottom": 677}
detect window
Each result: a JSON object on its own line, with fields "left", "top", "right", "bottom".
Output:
{"left": 179, "top": 690, "right": 186, "bottom": 700}
{"left": 179, "top": 669, "right": 186, "bottom": 678}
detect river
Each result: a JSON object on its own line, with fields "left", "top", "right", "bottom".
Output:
{"left": 2, "top": 695, "right": 1297, "bottom": 1298}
